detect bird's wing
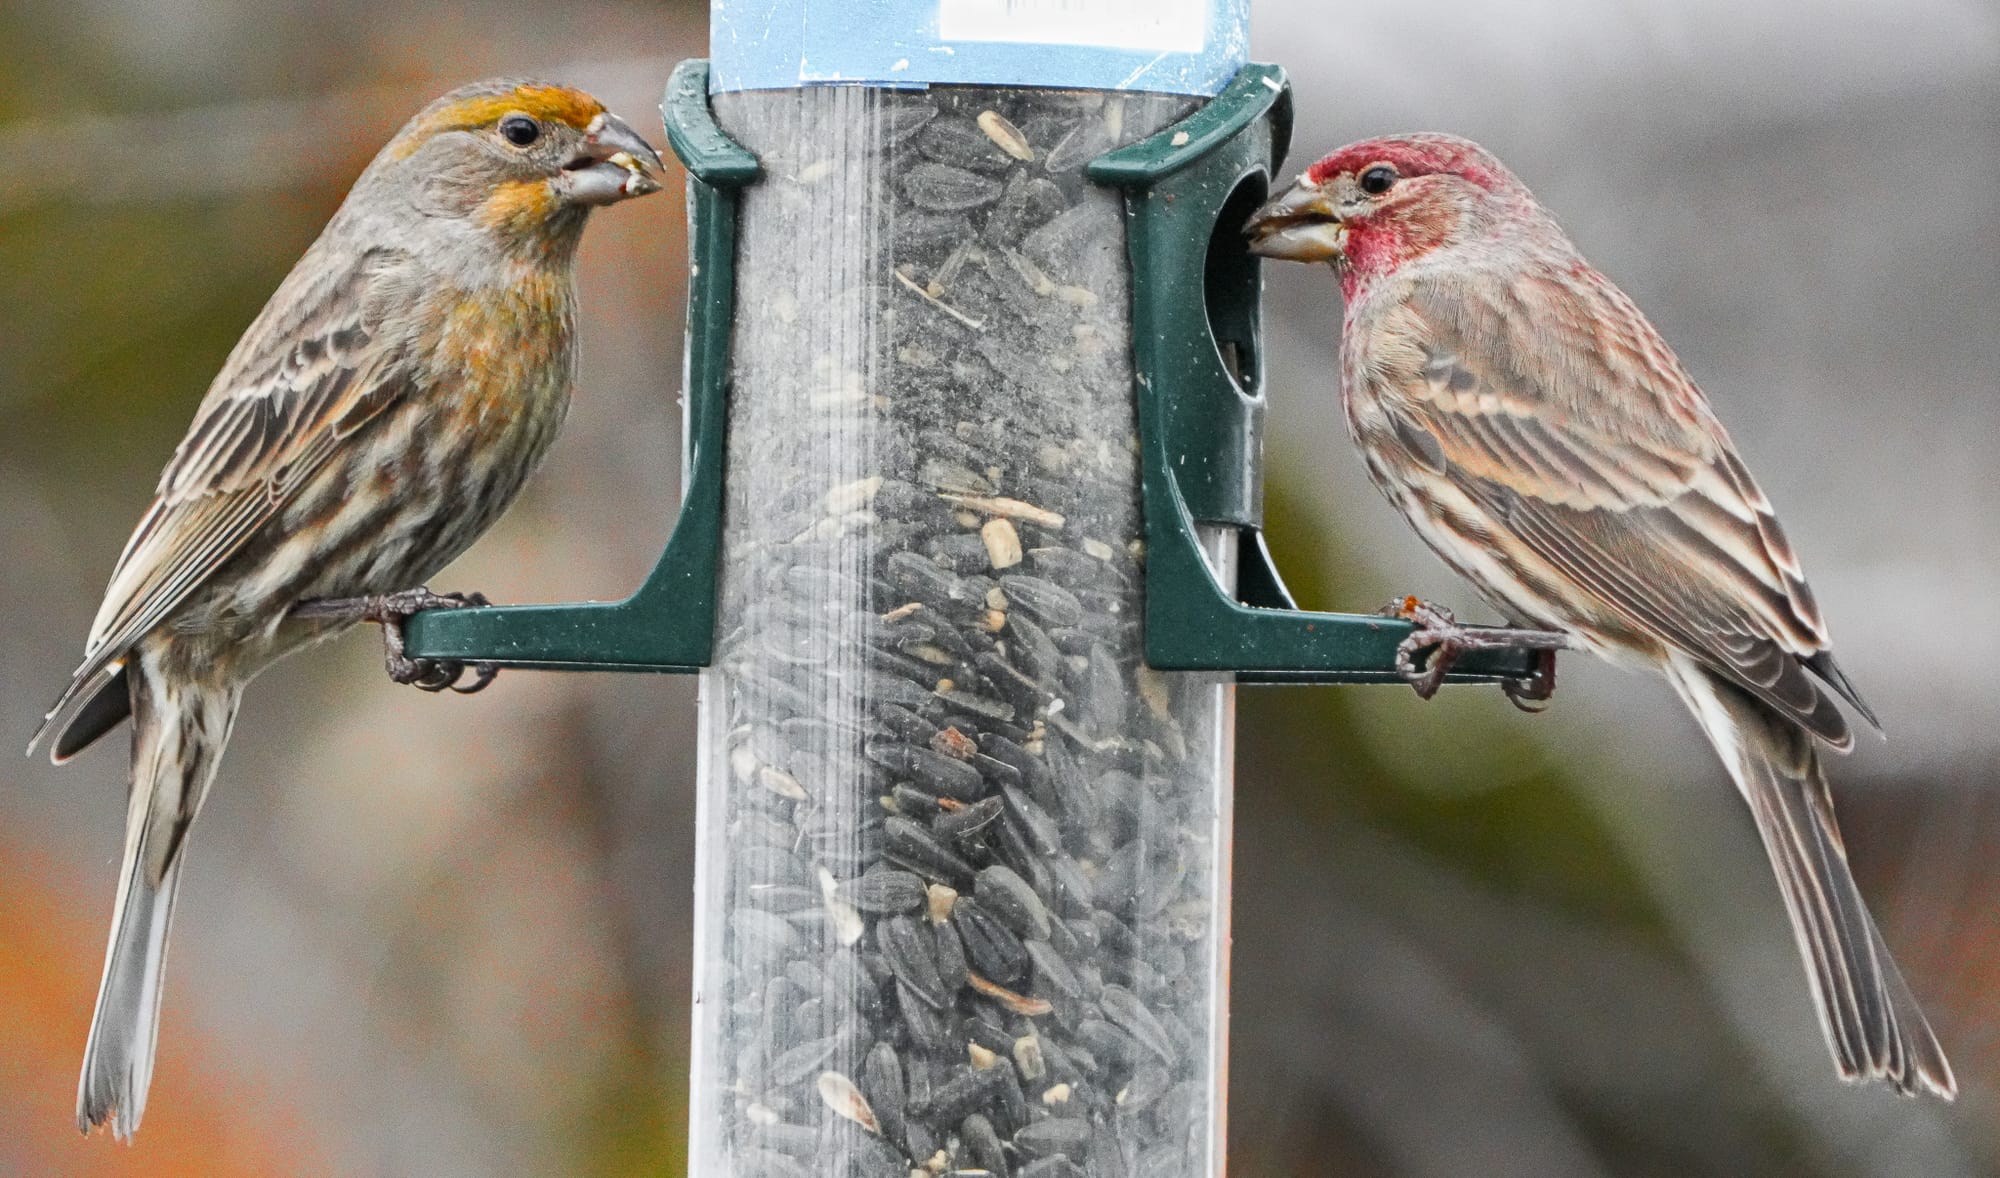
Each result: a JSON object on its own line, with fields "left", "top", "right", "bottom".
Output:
{"left": 1377, "top": 273, "right": 1867, "bottom": 746}
{"left": 84, "top": 248, "right": 416, "bottom": 669}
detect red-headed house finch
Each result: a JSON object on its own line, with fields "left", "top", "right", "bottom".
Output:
{"left": 1246, "top": 134, "right": 1952, "bottom": 1097}
{"left": 27, "top": 79, "right": 663, "bottom": 1138}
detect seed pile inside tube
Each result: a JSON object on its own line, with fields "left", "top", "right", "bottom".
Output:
{"left": 704, "top": 84, "right": 1217, "bottom": 1178}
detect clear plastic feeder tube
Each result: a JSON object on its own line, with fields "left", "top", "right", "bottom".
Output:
{"left": 689, "top": 85, "right": 1233, "bottom": 1176}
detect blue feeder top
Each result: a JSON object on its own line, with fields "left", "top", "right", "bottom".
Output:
{"left": 710, "top": 0, "right": 1249, "bottom": 96}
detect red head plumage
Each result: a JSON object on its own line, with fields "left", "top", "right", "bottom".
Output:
{"left": 1304, "top": 133, "right": 1514, "bottom": 192}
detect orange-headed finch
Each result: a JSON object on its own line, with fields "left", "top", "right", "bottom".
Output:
{"left": 1248, "top": 133, "right": 1952, "bottom": 1098}
{"left": 29, "top": 78, "right": 664, "bottom": 1138}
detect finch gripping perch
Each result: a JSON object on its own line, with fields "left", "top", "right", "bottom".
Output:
{"left": 291, "top": 588, "right": 499, "bottom": 694}
{"left": 1379, "top": 596, "right": 1569, "bottom": 710}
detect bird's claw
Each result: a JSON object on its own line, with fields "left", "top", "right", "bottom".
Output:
{"left": 370, "top": 590, "right": 499, "bottom": 694}
{"left": 397, "top": 653, "right": 501, "bottom": 695}
{"left": 1501, "top": 648, "right": 1558, "bottom": 713}
{"left": 293, "top": 588, "right": 499, "bottom": 694}
{"left": 1378, "top": 596, "right": 1462, "bottom": 700}
{"left": 1379, "top": 595, "right": 1567, "bottom": 707}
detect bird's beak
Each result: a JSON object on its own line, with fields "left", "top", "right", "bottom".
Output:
{"left": 559, "top": 112, "right": 665, "bottom": 206}
{"left": 1244, "top": 182, "right": 1346, "bottom": 263}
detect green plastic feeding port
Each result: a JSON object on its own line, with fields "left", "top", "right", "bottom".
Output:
{"left": 1089, "top": 63, "right": 1541, "bottom": 686}
{"left": 404, "top": 58, "right": 1541, "bottom": 690}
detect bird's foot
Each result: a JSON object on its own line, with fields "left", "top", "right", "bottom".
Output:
{"left": 1377, "top": 595, "right": 1567, "bottom": 709}
{"left": 291, "top": 588, "right": 499, "bottom": 694}
{"left": 1500, "top": 647, "right": 1561, "bottom": 713}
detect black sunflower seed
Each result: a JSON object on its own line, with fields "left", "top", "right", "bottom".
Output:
{"left": 961, "top": 1113, "right": 1009, "bottom": 1177}
{"left": 991, "top": 1059, "right": 1031, "bottom": 1136}
{"left": 1015, "top": 1117, "right": 1092, "bottom": 1160}
{"left": 1073, "top": 1018, "right": 1141, "bottom": 1071}
{"left": 877, "top": 914, "right": 949, "bottom": 1009}
{"left": 921, "top": 1062, "right": 1004, "bottom": 1126}
{"left": 931, "top": 915, "right": 970, "bottom": 996}
{"left": 876, "top": 701, "right": 940, "bottom": 744}
{"left": 976, "top": 864, "right": 1052, "bottom": 940}
{"left": 899, "top": 979, "right": 956, "bottom": 1053}
{"left": 915, "top": 116, "right": 1016, "bottom": 174}
{"left": 902, "top": 161, "right": 1005, "bottom": 211}
{"left": 952, "top": 896, "right": 1030, "bottom": 985}
{"left": 1024, "top": 939, "right": 1083, "bottom": 1005}
{"left": 839, "top": 868, "right": 928, "bottom": 914}
{"left": 883, "top": 816, "right": 975, "bottom": 886}
{"left": 1099, "top": 984, "right": 1177, "bottom": 1067}
{"left": 866, "top": 741, "right": 985, "bottom": 801}
{"left": 934, "top": 685, "right": 1016, "bottom": 723}
{"left": 862, "top": 1041, "right": 906, "bottom": 1147}
{"left": 932, "top": 794, "right": 1004, "bottom": 842}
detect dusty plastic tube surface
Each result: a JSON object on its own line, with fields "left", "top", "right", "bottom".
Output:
{"left": 689, "top": 86, "right": 1231, "bottom": 1176}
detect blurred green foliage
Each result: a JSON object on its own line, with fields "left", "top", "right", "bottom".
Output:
{"left": 1249, "top": 475, "right": 1668, "bottom": 936}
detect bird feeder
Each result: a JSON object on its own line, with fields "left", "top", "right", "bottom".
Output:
{"left": 402, "top": 7, "right": 1545, "bottom": 1174}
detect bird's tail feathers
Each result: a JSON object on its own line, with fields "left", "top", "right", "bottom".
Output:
{"left": 77, "top": 659, "right": 239, "bottom": 1139}
{"left": 77, "top": 843, "right": 183, "bottom": 1139}
{"left": 1665, "top": 652, "right": 1953, "bottom": 1099}
{"left": 29, "top": 657, "right": 128, "bottom": 763}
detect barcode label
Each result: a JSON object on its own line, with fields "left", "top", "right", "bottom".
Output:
{"left": 939, "top": 0, "right": 1208, "bottom": 52}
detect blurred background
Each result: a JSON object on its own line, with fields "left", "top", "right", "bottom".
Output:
{"left": 0, "top": 1, "right": 1994, "bottom": 1174}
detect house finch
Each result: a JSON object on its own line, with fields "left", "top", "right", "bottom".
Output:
{"left": 28, "top": 78, "right": 663, "bottom": 1138}
{"left": 1246, "top": 133, "right": 1953, "bottom": 1097}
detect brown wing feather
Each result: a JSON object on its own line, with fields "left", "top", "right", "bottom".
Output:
{"left": 1384, "top": 278, "right": 1863, "bottom": 746}
{"left": 30, "top": 249, "right": 414, "bottom": 757}
{"left": 83, "top": 249, "right": 413, "bottom": 661}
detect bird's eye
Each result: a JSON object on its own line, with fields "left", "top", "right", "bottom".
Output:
{"left": 499, "top": 115, "right": 541, "bottom": 147}
{"left": 1359, "top": 164, "right": 1397, "bottom": 195}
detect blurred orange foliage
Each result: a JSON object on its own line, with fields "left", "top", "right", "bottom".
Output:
{"left": 0, "top": 837, "right": 333, "bottom": 1177}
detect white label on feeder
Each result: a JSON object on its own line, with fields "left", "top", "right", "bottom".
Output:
{"left": 939, "top": 0, "right": 1207, "bottom": 53}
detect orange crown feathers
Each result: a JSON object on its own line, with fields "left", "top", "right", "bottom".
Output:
{"left": 391, "top": 80, "right": 607, "bottom": 157}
